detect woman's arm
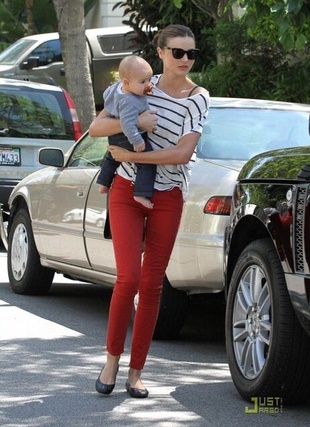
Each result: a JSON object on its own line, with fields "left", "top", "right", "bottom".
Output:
{"left": 89, "top": 109, "right": 121, "bottom": 137}
{"left": 109, "top": 132, "right": 201, "bottom": 165}
{"left": 89, "top": 109, "right": 158, "bottom": 137}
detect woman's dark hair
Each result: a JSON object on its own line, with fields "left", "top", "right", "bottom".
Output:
{"left": 153, "top": 24, "right": 195, "bottom": 49}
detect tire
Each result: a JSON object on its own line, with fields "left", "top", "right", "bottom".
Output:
{"left": 8, "top": 208, "right": 54, "bottom": 295}
{"left": 153, "top": 276, "right": 189, "bottom": 340}
{"left": 226, "top": 238, "right": 310, "bottom": 405}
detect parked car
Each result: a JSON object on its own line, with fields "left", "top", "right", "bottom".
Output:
{"left": 2, "top": 97, "right": 310, "bottom": 340}
{"left": 224, "top": 146, "right": 310, "bottom": 404}
{"left": 0, "top": 26, "right": 142, "bottom": 109}
{"left": 0, "top": 78, "right": 81, "bottom": 215}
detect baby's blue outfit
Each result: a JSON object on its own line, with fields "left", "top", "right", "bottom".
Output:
{"left": 97, "top": 81, "right": 156, "bottom": 198}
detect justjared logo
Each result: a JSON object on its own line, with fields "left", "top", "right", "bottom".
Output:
{"left": 245, "top": 397, "right": 283, "bottom": 414}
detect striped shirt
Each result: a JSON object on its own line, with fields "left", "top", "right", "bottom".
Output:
{"left": 116, "top": 74, "right": 210, "bottom": 199}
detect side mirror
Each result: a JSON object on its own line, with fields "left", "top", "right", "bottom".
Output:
{"left": 20, "top": 56, "right": 40, "bottom": 70}
{"left": 39, "top": 147, "right": 64, "bottom": 167}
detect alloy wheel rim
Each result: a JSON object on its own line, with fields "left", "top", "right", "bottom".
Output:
{"left": 232, "top": 264, "right": 272, "bottom": 379}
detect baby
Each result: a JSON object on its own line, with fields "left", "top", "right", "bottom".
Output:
{"left": 96, "top": 55, "right": 156, "bottom": 209}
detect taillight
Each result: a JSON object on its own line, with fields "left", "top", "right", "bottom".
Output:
{"left": 62, "top": 89, "right": 83, "bottom": 141}
{"left": 203, "top": 196, "right": 232, "bottom": 215}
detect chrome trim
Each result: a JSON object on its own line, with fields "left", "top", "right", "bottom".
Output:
{"left": 295, "top": 187, "right": 306, "bottom": 273}
{"left": 0, "top": 204, "right": 8, "bottom": 250}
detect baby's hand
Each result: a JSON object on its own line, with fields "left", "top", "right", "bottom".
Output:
{"left": 134, "top": 141, "right": 145, "bottom": 152}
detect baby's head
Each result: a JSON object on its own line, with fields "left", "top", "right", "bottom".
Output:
{"left": 119, "top": 56, "right": 153, "bottom": 96}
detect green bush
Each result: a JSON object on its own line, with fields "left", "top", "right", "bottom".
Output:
{"left": 191, "top": 18, "right": 310, "bottom": 103}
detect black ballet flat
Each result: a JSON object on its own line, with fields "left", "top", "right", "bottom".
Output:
{"left": 125, "top": 381, "right": 149, "bottom": 398}
{"left": 96, "top": 378, "right": 115, "bottom": 395}
{"left": 95, "top": 366, "right": 118, "bottom": 395}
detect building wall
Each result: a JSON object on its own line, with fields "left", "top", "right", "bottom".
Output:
{"left": 85, "top": 0, "right": 125, "bottom": 28}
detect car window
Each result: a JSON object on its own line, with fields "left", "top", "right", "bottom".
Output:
{"left": 98, "top": 33, "right": 138, "bottom": 54}
{"left": 198, "top": 108, "right": 310, "bottom": 160}
{"left": 0, "top": 87, "right": 73, "bottom": 140}
{"left": 67, "top": 134, "right": 108, "bottom": 168}
{"left": 26, "top": 40, "right": 62, "bottom": 66}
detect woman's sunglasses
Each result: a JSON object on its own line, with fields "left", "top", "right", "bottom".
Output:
{"left": 164, "top": 46, "right": 200, "bottom": 60}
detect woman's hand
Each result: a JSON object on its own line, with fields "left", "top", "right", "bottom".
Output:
{"left": 109, "top": 145, "right": 132, "bottom": 162}
{"left": 138, "top": 109, "right": 158, "bottom": 132}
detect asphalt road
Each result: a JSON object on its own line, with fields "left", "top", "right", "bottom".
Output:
{"left": 1, "top": 248, "right": 309, "bottom": 427}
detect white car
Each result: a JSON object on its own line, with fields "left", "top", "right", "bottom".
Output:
{"left": 2, "top": 97, "right": 310, "bottom": 339}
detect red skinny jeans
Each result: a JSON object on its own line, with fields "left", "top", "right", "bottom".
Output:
{"left": 107, "top": 175, "right": 183, "bottom": 370}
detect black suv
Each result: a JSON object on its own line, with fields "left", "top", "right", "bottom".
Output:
{"left": 224, "top": 146, "right": 310, "bottom": 405}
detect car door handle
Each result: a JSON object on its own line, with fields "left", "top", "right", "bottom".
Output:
{"left": 77, "top": 189, "right": 84, "bottom": 197}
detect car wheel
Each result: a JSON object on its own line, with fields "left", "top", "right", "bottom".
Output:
{"left": 153, "top": 276, "right": 189, "bottom": 340}
{"left": 8, "top": 208, "right": 54, "bottom": 295}
{"left": 226, "top": 238, "right": 310, "bottom": 405}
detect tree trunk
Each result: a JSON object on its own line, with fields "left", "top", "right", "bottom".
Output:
{"left": 25, "top": 0, "right": 37, "bottom": 35}
{"left": 52, "top": 0, "right": 96, "bottom": 132}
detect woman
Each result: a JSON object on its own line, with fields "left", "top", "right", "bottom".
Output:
{"left": 89, "top": 24, "right": 209, "bottom": 398}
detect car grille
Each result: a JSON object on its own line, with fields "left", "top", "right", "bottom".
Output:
{"left": 295, "top": 186, "right": 307, "bottom": 273}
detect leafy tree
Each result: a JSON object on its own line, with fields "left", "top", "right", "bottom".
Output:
{"left": 239, "top": 0, "right": 310, "bottom": 51}
{"left": 0, "top": 1, "right": 25, "bottom": 48}
{"left": 114, "top": 0, "right": 216, "bottom": 73}
{"left": 112, "top": 0, "right": 307, "bottom": 102}
{"left": 188, "top": 0, "right": 310, "bottom": 102}
{"left": 0, "top": 0, "right": 58, "bottom": 50}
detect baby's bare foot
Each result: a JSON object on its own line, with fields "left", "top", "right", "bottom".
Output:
{"left": 99, "top": 185, "right": 108, "bottom": 194}
{"left": 134, "top": 196, "right": 153, "bottom": 209}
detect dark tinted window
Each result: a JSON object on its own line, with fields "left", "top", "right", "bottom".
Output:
{"left": 27, "top": 39, "right": 62, "bottom": 66}
{"left": 97, "top": 33, "right": 138, "bottom": 54}
{"left": 0, "top": 85, "right": 73, "bottom": 140}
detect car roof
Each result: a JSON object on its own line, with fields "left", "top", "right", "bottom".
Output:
{"left": 17, "top": 26, "right": 134, "bottom": 42}
{"left": 210, "top": 97, "right": 310, "bottom": 112}
{"left": 0, "top": 77, "right": 63, "bottom": 92}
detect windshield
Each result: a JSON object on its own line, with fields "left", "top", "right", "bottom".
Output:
{"left": 0, "top": 39, "right": 36, "bottom": 65}
{"left": 198, "top": 108, "right": 310, "bottom": 160}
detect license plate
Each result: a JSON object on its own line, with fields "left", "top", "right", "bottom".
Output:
{"left": 0, "top": 147, "right": 21, "bottom": 166}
